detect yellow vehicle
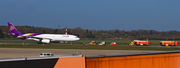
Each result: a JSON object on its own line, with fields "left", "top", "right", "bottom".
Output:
{"left": 81, "top": 42, "right": 86, "bottom": 45}
{"left": 89, "top": 41, "right": 97, "bottom": 45}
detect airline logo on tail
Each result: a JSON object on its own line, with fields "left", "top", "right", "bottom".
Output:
{"left": 10, "top": 26, "right": 14, "bottom": 31}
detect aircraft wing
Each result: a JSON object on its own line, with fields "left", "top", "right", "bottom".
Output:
{"left": 27, "top": 36, "right": 51, "bottom": 40}
{"left": 3, "top": 32, "right": 8, "bottom": 34}
{"left": 25, "top": 36, "right": 52, "bottom": 43}
{"left": 3, "top": 32, "right": 15, "bottom": 36}
{"left": 3, "top": 32, "right": 10, "bottom": 35}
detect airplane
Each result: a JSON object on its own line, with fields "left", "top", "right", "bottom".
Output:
{"left": 7, "top": 22, "right": 80, "bottom": 44}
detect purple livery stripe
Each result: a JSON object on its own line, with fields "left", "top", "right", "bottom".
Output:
{"left": 18, "top": 33, "right": 41, "bottom": 39}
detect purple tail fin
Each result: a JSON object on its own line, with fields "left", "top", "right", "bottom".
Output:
{"left": 7, "top": 22, "right": 21, "bottom": 37}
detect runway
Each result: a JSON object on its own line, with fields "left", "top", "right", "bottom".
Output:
{"left": 0, "top": 48, "right": 158, "bottom": 58}
{"left": 1, "top": 42, "right": 179, "bottom": 47}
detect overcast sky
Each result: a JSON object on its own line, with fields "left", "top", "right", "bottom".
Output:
{"left": 0, "top": 0, "right": 180, "bottom": 31}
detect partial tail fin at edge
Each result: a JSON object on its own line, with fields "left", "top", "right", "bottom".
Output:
{"left": 7, "top": 22, "right": 21, "bottom": 36}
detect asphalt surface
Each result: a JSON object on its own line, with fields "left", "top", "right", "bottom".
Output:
{"left": 1, "top": 42, "right": 180, "bottom": 47}
{"left": 0, "top": 48, "right": 158, "bottom": 58}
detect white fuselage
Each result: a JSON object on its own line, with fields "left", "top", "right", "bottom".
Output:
{"left": 26, "top": 34, "right": 80, "bottom": 42}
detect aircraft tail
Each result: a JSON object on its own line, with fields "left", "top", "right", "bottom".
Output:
{"left": 7, "top": 22, "right": 21, "bottom": 36}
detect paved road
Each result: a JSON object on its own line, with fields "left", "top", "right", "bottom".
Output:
{"left": 0, "top": 48, "right": 159, "bottom": 58}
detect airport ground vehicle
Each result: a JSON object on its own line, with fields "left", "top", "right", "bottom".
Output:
{"left": 40, "top": 53, "right": 54, "bottom": 57}
{"left": 129, "top": 40, "right": 150, "bottom": 46}
{"left": 89, "top": 41, "right": 97, "bottom": 45}
{"left": 81, "top": 42, "right": 86, "bottom": 45}
{"left": 159, "top": 41, "right": 178, "bottom": 46}
{"left": 99, "top": 41, "right": 106, "bottom": 46}
{"left": 110, "top": 42, "right": 116, "bottom": 45}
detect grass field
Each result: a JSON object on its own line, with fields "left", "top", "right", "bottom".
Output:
{"left": 0, "top": 38, "right": 180, "bottom": 51}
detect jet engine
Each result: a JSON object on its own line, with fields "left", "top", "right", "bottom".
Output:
{"left": 41, "top": 39, "right": 50, "bottom": 43}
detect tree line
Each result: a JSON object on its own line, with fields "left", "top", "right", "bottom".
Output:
{"left": 0, "top": 25, "right": 180, "bottom": 40}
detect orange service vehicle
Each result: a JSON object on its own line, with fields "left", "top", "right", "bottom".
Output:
{"left": 110, "top": 42, "right": 116, "bottom": 45}
{"left": 129, "top": 40, "right": 150, "bottom": 46}
{"left": 159, "top": 41, "right": 178, "bottom": 46}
